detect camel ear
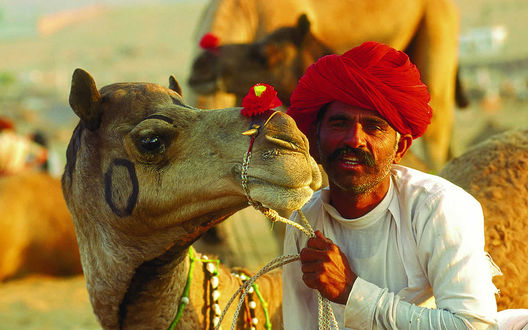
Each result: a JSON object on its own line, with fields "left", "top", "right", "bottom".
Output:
{"left": 69, "top": 68, "right": 103, "bottom": 131}
{"left": 294, "top": 14, "right": 311, "bottom": 45}
{"left": 168, "top": 75, "right": 183, "bottom": 96}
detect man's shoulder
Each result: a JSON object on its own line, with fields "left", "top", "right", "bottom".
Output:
{"left": 391, "top": 165, "right": 476, "bottom": 205}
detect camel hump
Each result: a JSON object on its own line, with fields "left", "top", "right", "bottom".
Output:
{"left": 168, "top": 75, "right": 183, "bottom": 96}
{"left": 69, "top": 68, "right": 103, "bottom": 131}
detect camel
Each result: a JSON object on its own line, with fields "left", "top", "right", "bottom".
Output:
{"left": 189, "top": 14, "right": 331, "bottom": 107}
{"left": 439, "top": 129, "right": 528, "bottom": 311}
{"left": 189, "top": 14, "right": 468, "bottom": 114}
{"left": 0, "top": 171, "right": 82, "bottom": 281}
{"left": 188, "top": 0, "right": 461, "bottom": 171}
{"left": 62, "top": 68, "right": 322, "bottom": 329}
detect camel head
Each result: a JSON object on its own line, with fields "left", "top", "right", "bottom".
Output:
{"left": 188, "top": 14, "right": 332, "bottom": 106}
{"left": 62, "top": 68, "right": 321, "bottom": 328}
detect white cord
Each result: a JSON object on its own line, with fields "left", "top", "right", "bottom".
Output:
{"left": 214, "top": 146, "right": 340, "bottom": 329}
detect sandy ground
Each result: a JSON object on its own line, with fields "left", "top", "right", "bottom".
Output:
{"left": 0, "top": 275, "right": 98, "bottom": 329}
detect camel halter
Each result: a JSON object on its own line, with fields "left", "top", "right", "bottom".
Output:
{"left": 215, "top": 111, "right": 340, "bottom": 330}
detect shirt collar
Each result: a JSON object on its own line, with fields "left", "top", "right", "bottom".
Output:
{"left": 321, "top": 176, "right": 396, "bottom": 229}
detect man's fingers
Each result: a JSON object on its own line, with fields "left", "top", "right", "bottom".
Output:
{"left": 307, "top": 231, "right": 333, "bottom": 250}
{"left": 302, "top": 273, "right": 320, "bottom": 289}
{"left": 300, "top": 247, "right": 329, "bottom": 262}
{"left": 301, "top": 262, "right": 321, "bottom": 274}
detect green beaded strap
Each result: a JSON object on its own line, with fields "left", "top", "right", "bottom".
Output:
{"left": 168, "top": 247, "right": 221, "bottom": 330}
{"left": 168, "top": 247, "right": 196, "bottom": 330}
{"left": 252, "top": 282, "right": 272, "bottom": 330}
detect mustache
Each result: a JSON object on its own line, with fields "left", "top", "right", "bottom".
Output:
{"left": 327, "top": 147, "right": 376, "bottom": 167}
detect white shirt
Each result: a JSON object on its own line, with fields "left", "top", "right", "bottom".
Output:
{"left": 283, "top": 165, "right": 499, "bottom": 329}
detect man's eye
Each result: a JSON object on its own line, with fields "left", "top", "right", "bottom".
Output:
{"left": 330, "top": 121, "right": 347, "bottom": 128}
{"left": 366, "top": 124, "right": 382, "bottom": 131}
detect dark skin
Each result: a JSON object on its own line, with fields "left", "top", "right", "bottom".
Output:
{"left": 299, "top": 101, "right": 413, "bottom": 304}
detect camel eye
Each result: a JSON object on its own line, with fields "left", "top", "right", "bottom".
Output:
{"left": 139, "top": 135, "right": 164, "bottom": 153}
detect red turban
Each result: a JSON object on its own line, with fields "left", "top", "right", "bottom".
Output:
{"left": 287, "top": 41, "right": 432, "bottom": 153}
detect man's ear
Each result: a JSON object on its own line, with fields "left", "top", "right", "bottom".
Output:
{"left": 393, "top": 133, "right": 413, "bottom": 164}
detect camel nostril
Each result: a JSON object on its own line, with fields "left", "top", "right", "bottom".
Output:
{"left": 265, "top": 135, "right": 302, "bottom": 152}
{"left": 260, "top": 112, "right": 309, "bottom": 152}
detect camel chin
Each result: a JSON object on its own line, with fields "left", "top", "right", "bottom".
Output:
{"left": 248, "top": 183, "right": 315, "bottom": 211}
{"left": 246, "top": 156, "right": 322, "bottom": 211}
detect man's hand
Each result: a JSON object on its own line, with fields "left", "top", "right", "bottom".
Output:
{"left": 300, "top": 230, "right": 357, "bottom": 304}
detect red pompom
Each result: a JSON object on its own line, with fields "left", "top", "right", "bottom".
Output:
{"left": 199, "top": 33, "right": 220, "bottom": 50}
{"left": 0, "top": 117, "right": 14, "bottom": 130}
{"left": 241, "top": 84, "right": 282, "bottom": 117}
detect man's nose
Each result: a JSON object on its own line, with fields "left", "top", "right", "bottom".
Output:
{"left": 343, "top": 124, "right": 367, "bottom": 148}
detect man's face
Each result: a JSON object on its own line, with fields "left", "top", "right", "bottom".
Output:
{"left": 317, "top": 101, "right": 399, "bottom": 194}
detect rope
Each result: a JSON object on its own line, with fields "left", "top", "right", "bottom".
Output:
{"left": 214, "top": 123, "right": 340, "bottom": 329}
{"left": 215, "top": 254, "right": 300, "bottom": 330}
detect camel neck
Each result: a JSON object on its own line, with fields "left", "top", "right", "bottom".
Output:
{"left": 84, "top": 234, "right": 190, "bottom": 329}
{"left": 118, "top": 243, "right": 190, "bottom": 329}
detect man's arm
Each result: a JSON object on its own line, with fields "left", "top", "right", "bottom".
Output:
{"left": 299, "top": 201, "right": 498, "bottom": 330}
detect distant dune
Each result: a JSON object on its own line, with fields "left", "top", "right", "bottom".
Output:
{"left": 37, "top": 5, "right": 105, "bottom": 37}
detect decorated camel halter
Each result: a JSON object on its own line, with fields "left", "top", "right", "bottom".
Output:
{"left": 168, "top": 80, "right": 339, "bottom": 329}
{"left": 216, "top": 84, "right": 340, "bottom": 329}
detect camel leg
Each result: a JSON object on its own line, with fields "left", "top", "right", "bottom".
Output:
{"left": 405, "top": 0, "right": 460, "bottom": 172}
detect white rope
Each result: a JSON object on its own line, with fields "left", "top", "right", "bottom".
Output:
{"left": 214, "top": 140, "right": 340, "bottom": 329}
{"left": 215, "top": 254, "right": 300, "bottom": 330}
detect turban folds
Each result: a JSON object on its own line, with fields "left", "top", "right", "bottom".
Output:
{"left": 287, "top": 41, "right": 432, "bottom": 153}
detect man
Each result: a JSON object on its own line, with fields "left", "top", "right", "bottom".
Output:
{"left": 282, "top": 41, "right": 499, "bottom": 329}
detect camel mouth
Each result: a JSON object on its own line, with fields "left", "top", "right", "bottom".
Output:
{"left": 245, "top": 176, "right": 306, "bottom": 190}
{"left": 246, "top": 181, "right": 315, "bottom": 211}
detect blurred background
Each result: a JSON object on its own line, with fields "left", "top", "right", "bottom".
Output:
{"left": 0, "top": 0, "right": 526, "bottom": 328}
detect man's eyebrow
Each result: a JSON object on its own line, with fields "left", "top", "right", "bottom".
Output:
{"left": 327, "top": 114, "right": 350, "bottom": 122}
{"left": 326, "top": 114, "right": 388, "bottom": 126}
{"left": 362, "top": 117, "right": 389, "bottom": 126}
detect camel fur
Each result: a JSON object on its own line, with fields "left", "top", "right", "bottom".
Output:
{"left": 188, "top": 0, "right": 461, "bottom": 171}
{"left": 439, "top": 129, "right": 528, "bottom": 310}
{"left": 0, "top": 172, "right": 82, "bottom": 281}
{"left": 62, "top": 68, "right": 322, "bottom": 329}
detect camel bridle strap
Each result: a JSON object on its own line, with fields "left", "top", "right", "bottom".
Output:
{"left": 241, "top": 110, "right": 280, "bottom": 208}
{"left": 214, "top": 115, "right": 340, "bottom": 330}
{"left": 169, "top": 248, "right": 222, "bottom": 330}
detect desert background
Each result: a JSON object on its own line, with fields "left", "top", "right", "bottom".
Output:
{"left": 0, "top": 0, "right": 527, "bottom": 328}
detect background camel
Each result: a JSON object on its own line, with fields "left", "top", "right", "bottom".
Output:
{"left": 189, "top": 0, "right": 461, "bottom": 172}
{"left": 190, "top": 14, "right": 468, "bottom": 115}
{"left": 62, "top": 68, "right": 321, "bottom": 329}
{"left": 439, "top": 129, "right": 528, "bottom": 311}
{"left": 0, "top": 172, "right": 82, "bottom": 282}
